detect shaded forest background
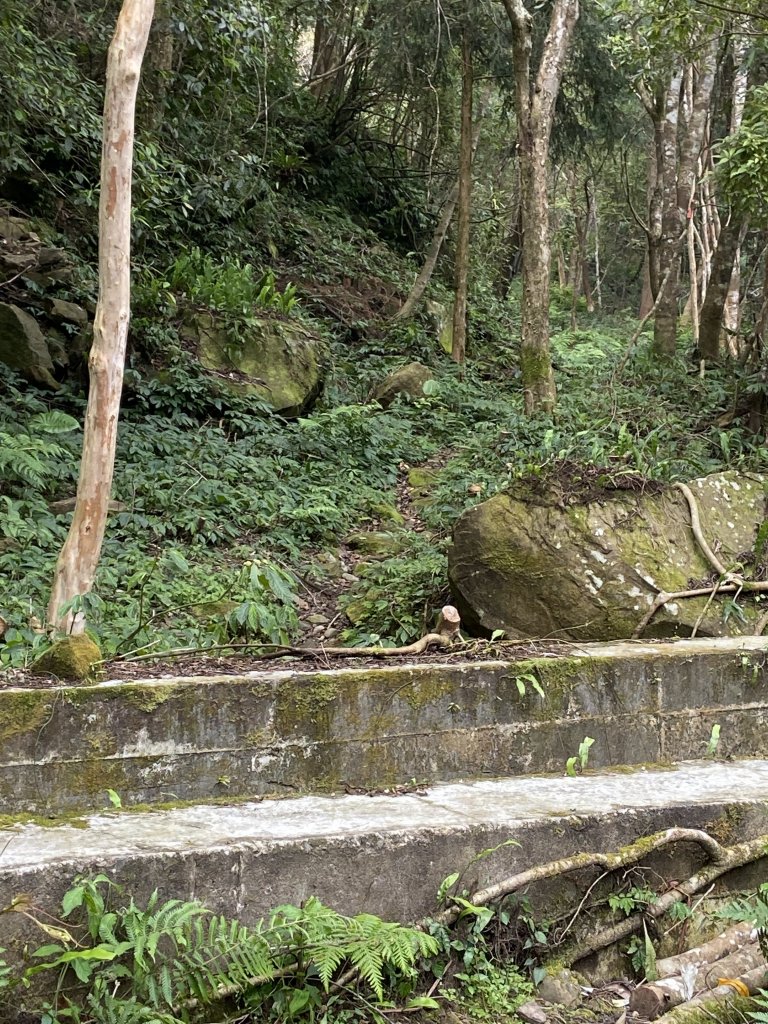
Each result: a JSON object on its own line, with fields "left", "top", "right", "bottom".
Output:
{"left": 0, "top": 0, "right": 767, "bottom": 665}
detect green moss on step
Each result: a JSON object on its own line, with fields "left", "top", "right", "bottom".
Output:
{"left": 0, "top": 691, "right": 54, "bottom": 742}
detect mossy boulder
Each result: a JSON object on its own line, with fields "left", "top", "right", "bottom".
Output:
{"left": 186, "top": 311, "right": 323, "bottom": 416}
{"left": 426, "top": 298, "right": 454, "bottom": 355}
{"left": 33, "top": 635, "right": 102, "bottom": 681}
{"left": 347, "top": 530, "right": 408, "bottom": 556}
{"left": 0, "top": 302, "right": 59, "bottom": 389}
{"left": 370, "top": 362, "right": 433, "bottom": 409}
{"left": 448, "top": 472, "right": 766, "bottom": 641}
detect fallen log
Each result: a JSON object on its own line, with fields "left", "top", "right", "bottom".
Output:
{"left": 652, "top": 965, "right": 768, "bottom": 1023}
{"left": 630, "top": 941, "right": 764, "bottom": 1019}
{"left": 656, "top": 922, "right": 756, "bottom": 978}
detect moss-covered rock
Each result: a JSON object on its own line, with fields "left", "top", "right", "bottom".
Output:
{"left": 33, "top": 635, "right": 102, "bottom": 681}
{"left": 346, "top": 530, "right": 408, "bottom": 556}
{"left": 370, "top": 361, "right": 433, "bottom": 408}
{"left": 448, "top": 472, "right": 766, "bottom": 641}
{"left": 186, "top": 311, "right": 323, "bottom": 416}
{"left": 0, "top": 302, "right": 60, "bottom": 389}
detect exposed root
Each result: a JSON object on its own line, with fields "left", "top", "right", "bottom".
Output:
{"left": 632, "top": 483, "right": 768, "bottom": 637}
{"left": 432, "top": 828, "right": 728, "bottom": 929}
{"left": 559, "top": 833, "right": 768, "bottom": 967}
{"left": 117, "top": 606, "right": 463, "bottom": 663}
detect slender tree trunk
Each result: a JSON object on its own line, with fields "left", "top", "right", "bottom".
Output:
{"left": 501, "top": 0, "right": 579, "bottom": 414}
{"left": 653, "top": 36, "right": 719, "bottom": 357}
{"left": 451, "top": 24, "right": 474, "bottom": 366}
{"left": 723, "top": 32, "right": 750, "bottom": 349}
{"left": 395, "top": 91, "right": 488, "bottom": 321}
{"left": 653, "top": 69, "right": 684, "bottom": 356}
{"left": 140, "top": 0, "right": 173, "bottom": 131}
{"left": 47, "top": 0, "right": 154, "bottom": 633}
{"left": 698, "top": 217, "right": 743, "bottom": 359}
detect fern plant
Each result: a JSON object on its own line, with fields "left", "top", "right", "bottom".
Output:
{"left": 28, "top": 877, "right": 438, "bottom": 1023}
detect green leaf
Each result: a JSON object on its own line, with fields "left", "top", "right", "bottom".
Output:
{"left": 29, "top": 411, "right": 80, "bottom": 434}
{"left": 406, "top": 996, "right": 441, "bottom": 1009}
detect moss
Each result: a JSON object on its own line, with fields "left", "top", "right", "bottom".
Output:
{"left": 369, "top": 502, "right": 405, "bottom": 524}
{"left": 705, "top": 804, "right": 746, "bottom": 845}
{"left": 274, "top": 674, "right": 342, "bottom": 735}
{"left": 520, "top": 346, "right": 554, "bottom": 385}
{"left": 244, "top": 728, "right": 276, "bottom": 746}
{"left": 0, "top": 691, "right": 54, "bottom": 741}
{"left": 124, "top": 683, "right": 184, "bottom": 713}
{"left": 0, "top": 810, "right": 88, "bottom": 829}
{"left": 407, "top": 467, "right": 440, "bottom": 490}
{"left": 33, "top": 635, "right": 102, "bottom": 682}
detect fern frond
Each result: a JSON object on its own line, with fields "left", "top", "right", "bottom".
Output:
{"left": 350, "top": 944, "right": 385, "bottom": 1000}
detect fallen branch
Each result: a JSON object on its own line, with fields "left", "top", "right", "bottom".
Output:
{"left": 115, "top": 607, "right": 463, "bottom": 664}
{"left": 630, "top": 482, "right": 768, "bottom": 636}
{"left": 630, "top": 940, "right": 763, "bottom": 1019}
{"left": 652, "top": 964, "right": 768, "bottom": 1022}
{"left": 655, "top": 922, "right": 757, "bottom": 978}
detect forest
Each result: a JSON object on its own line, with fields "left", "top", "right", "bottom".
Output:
{"left": 0, "top": 0, "right": 767, "bottom": 666}
{"left": 4, "top": 1, "right": 768, "bottom": 1022}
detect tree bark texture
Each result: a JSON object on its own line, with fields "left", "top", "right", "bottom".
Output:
{"left": 501, "top": 0, "right": 579, "bottom": 414}
{"left": 451, "top": 24, "right": 474, "bottom": 366}
{"left": 652, "top": 36, "right": 719, "bottom": 357}
{"left": 47, "top": 0, "right": 155, "bottom": 632}
{"left": 698, "top": 217, "right": 743, "bottom": 359}
{"left": 395, "top": 91, "right": 488, "bottom": 321}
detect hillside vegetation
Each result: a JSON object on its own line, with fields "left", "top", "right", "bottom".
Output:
{"left": 0, "top": 0, "right": 766, "bottom": 668}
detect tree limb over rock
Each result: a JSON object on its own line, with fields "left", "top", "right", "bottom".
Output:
{"left": 631, "top": 481, "right": 768, "bottom": 637}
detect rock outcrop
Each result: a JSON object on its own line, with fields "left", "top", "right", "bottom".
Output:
{"left": 448, "top": 472, "right": 766, "bottom": 640}
{"left": 0, "top": 302, "right": 60, "bottom": 388}
{"left": 185, "top": 311, "right": 323, "bottom": 416}
{"left": 370, "top": 362, "right": 433, "bottom": 409}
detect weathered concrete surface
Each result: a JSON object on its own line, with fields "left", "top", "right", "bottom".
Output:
{"left": 2, "top": 638, "right": 767, "bottom": 814}
{"left": 2, "top": 760, "right": 768, "bottom": 1018}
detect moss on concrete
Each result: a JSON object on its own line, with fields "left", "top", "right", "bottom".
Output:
{"left": 0, "top": 691, "right": 54, "bottom": 741}
{"left": 124, "top": 683, "right": 185, "bottom": 713}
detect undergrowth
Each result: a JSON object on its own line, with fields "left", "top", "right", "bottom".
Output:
{"left": 2, "top": 870, "right": 538, "bottom": 1024}
{"left": 0, "top": 298, "right": 764, "bottom": 666}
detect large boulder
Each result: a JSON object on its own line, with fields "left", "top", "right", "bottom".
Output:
{"left": 0, "top": 302, "right": 59, "bottom": 388}
{"left": 186, "top": 312, "right": 323, "bottom": 416}
{"left": 370, "top": 362, "right": 433, "bottom": 409}
{"left": 448, "top": 472, "right": 766, "bottom": 640}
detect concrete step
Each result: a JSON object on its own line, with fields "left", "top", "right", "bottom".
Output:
{"left": 3, "top": 759, "right": 768, "bottom": 937}
{"left": 2, "top": 636, "right": 767, "bottom": 814}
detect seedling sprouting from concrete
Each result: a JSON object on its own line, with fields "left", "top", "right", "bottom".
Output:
{"left": 705, "top": 723, "right": 721, "bottom": 757}
{"left": 566, "top": 736, "right": 595, "bottom": 776}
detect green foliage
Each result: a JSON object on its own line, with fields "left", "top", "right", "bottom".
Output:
{"left": 717, "top": 84, "right": 768, "bottom": 225}
{"left": 25, "top": 876, "right": 437, "bottom": 1023}
{"left": 339, "top": 533, "right": 448, "bottom": 646}
{"left": 565, "top": 736, "right": 595, "bottom": 777}
{"left": 141, "top": 248, "right": 298, "bottom": 317}
{"left": 608, "top": 885, "right": 655, "bottom": 917}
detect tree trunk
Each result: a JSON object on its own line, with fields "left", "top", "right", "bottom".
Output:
{"left": 47, "top": 0, "right": 154, "bottom": 633}
{"left": 653, "top": 70, "right": 684, "bottom": 357}
{"left": 451, "top": 24, "right": 474, "bottom": 366}
{"left": 653, "top": 36, "right": 719, "bottom": 357}
{"left": 501, "top": 0, "right": 579, "bottom": 415}
{"left": 140, "top": 0, "right": 173, "bottom": 131}
{"left": 395, "top": 91, "right": 488, "bottom": 321}
{"left": 698, "top": 217, "right": 743, "bottom": 359}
